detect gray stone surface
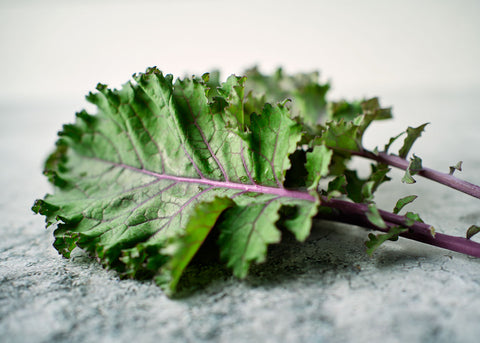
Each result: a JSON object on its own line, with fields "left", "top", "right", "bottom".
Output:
{"left": 1, "top": 90, "right": 480, "bottom": 343}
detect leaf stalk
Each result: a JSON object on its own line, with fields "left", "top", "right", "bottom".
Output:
{"left": 318, "top": 196, "right": 480, "bottom": 258}
{"left": 352, "top": 150, "right": 480, "bottom": 200}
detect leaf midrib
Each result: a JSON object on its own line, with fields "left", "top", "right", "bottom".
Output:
{"left": 91, "top": 157, "right": 316, "bottom": 202}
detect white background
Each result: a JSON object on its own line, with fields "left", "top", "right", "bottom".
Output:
{"left": 1, "top": 0, "right": 479, "bottom": 102}
{"left": 2, "top": 0, "right": 479, "bottom": 191}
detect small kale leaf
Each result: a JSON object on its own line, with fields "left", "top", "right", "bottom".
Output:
{"left": 366, "top": 203, "right": 388, "bottom": 229}
{"left": 401, "top": 154, "right": 423, "bottom": 184}
{"left": 305, "top": 145, "right": 333, "bottom": 190}
{"left": 393, "top": 195, "right": 418, "bottom": 214}
{"left": 365, "top": 226, "right": 408, "bottom": 255}
{"left": 405, "top": 211, "right": 425, "bottom": 226}
{"left": 466, "top": 225, "right": 480, "bottom": 240}
{"left": 243, "top": 67, "right": 330, "bottom": 126}
{"left": 449, "top": 161, "right": 463, "bottom": 175}
{"left": 398, "top": 123, "right": 429, "bottom": 159}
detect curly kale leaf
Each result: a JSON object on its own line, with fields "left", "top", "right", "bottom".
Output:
{"left": 33, "top": 68, "right": 319, "bottom": 292}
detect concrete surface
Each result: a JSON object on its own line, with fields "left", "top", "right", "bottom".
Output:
{"left": 1, "top": 89, "right": 480, "bottom": 343}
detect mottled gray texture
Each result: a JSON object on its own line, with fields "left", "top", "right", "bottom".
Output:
{"left": 1, "top": 90, "right": 480, "bottom": 343}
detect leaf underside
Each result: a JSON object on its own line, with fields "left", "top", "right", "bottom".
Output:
{"left": 33, "top": 68, "right": 319, "bottom": 290}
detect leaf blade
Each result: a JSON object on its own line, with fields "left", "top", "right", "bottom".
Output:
{"left": 217, "top": 198, "right": 283, "bottom": 278}
{"left": 161, "top": 197, "right": 235, "bottom": 295}
{"left": 393, "top": 195, "right": 418, "bottom": 214}
{"left": 365, "top": 226, "right": 408, "bottom": 255}
{"left": 34, "top": 68, "right": 319, "bottom": 290}
{"left": 398, "top": 123, "right": 428, "bottom": 159}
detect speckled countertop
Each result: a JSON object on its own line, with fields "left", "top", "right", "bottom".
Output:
{"left": 1, "top": 88, "right": 480, "bottom": 343}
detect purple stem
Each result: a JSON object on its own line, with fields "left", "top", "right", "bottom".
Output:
{"left": 319, "top": 196, "right": 480, "bottom": 258}
{"left": 92, "top": 157, "right": 480, "bottom": 257}
{"left": 352, "top": 149, "right": 480, "bottom": 200}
